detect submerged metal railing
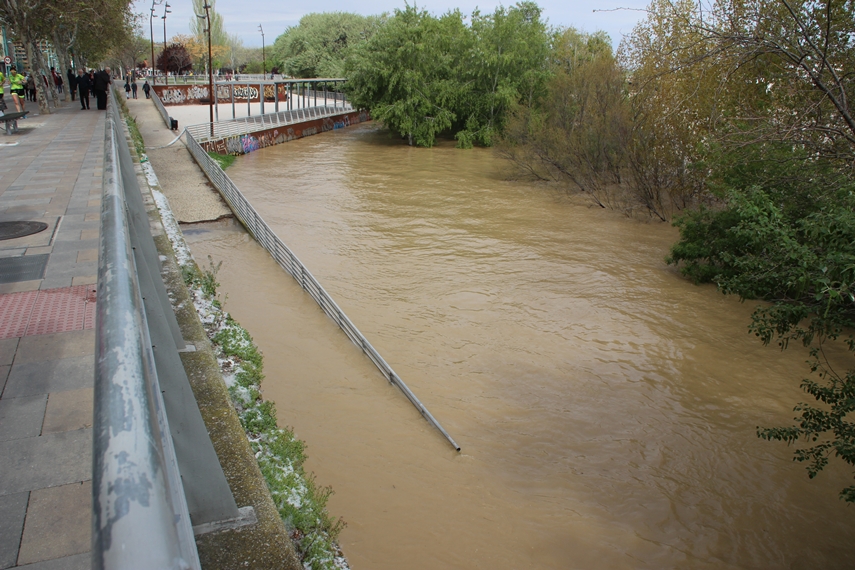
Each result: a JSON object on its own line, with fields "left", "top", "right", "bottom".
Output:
{"left": 185, "top": 103, "right": 354, "bottom": 143}
{"left": 94, "top": 90, "right": 201, "bottom": 569}
{"left": 182, "top": 129, "right": 461, "bottom": 452}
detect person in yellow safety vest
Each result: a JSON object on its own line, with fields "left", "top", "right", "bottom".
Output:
{"left": 8, "top": 66, "right": 26, "bottom": 114}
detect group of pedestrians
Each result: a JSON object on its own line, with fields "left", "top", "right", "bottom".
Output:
{"left": 68, "top": 67, "right": 113, "bottom": 110}
{"left": 0, "top": 65, "right": 117, "bottom": 115}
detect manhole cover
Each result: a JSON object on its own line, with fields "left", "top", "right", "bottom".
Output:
{"left": 0, "top": 221, "right": 49, "bottom": 241}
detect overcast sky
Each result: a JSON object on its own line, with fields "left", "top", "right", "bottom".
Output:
{"left": 136, "top": 0, "right": 651, "bottom": 50}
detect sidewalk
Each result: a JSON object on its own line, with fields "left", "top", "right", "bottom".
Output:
{"left": 0, "top": 103, "right": 104, "bottom": 570}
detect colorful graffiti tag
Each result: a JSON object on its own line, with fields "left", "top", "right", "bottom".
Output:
{"left": 201, "top": 111, "right": 369, "bottom": 157}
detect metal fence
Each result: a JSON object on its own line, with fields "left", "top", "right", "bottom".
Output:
{"left": 182, "top": 129, "right": 461, "bottom": 452}
{"left": 94, "top": 89, "right": 202, "bottom": 569}
{"left": 151, "top": 88, "right": 171, "bottom": 128}
{"left": 185, "top": 104, "right": 354, "bottom": 143}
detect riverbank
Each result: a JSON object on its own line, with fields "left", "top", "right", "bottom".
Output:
{"left": 125, "top": 95, "right": 349, "bottom": 569}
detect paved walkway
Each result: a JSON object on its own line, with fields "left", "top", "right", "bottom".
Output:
{"left": 0, "top": 103, "right": 104, "bottom": 570}
{"left": 126, "top": 97, "right": 231, "bottom": 223}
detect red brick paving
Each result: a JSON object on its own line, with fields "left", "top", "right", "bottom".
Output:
{"left": 0, "top": 285, "right": 97, "bottom": 339}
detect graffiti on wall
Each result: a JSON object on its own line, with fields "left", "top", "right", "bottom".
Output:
{"left": 156, "top": 85, "right": 210, "bottom": 104}
{"left": 202, "top": 111, "right": 369, "bottom": 156}
{"left": 160, "top": 88, "right": 186, "bottom": 104}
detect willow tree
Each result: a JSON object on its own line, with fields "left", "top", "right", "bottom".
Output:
{"left": 273, "top": 12, "right": 383, "bottom": 78}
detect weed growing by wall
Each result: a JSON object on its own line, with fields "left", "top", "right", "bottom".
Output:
{"left": 182, "top": 259, "right": 348, "bottom": 570}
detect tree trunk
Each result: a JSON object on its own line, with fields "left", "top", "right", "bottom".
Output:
{"left": 25, "top": 40, "right": 51, "bottom": 115}
{"left": 53, "top": 31, "right": 72, "bottom": 103}
{"left": 37, "top": 47, "right": 61, "bottom": 107}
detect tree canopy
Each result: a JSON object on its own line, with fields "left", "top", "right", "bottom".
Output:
{"left": 345, "top": 2, "right": 550, "bottom": 148}
{"left": 272, "top": 12, "right": 382, "bottom": 78}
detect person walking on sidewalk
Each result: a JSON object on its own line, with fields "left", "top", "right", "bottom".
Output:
{"left": 142, "top": 81, "right": 151, "bottom": 99}
{"left": 25, "top": 73, "right": 35, "bottom": 102}
{"left": 93, "top": 67, "right": 111, "bottom": 110}
{"left": 67, "top": 68, "right": 76, "bottom": 101}
{"left": 76, "top": 68, "right": 91, "bottom": 110}
{"left": 131, "top": 81, "right": 138, "bottom": 99}
{"left": 123, "top": 80, "right": 130, "bottom": 98}
{"left": 8, "top": 66, "right": 26, "bottom": 113}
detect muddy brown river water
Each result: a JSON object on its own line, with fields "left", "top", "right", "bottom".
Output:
{"left": 183, "top": 122, "right": 855, "bottom": 569}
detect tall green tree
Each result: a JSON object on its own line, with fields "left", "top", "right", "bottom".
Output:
{"left": 346, "top": 5, "right": 469, "bottom": 147}
{"left": 272, "top": 12, "right": 382, "bottom": 78}
{"left": 346, "top": 2, "right": 550, "bottom": 148}
{"left": 658, "top": 0, "right": 855, "bottom": 500}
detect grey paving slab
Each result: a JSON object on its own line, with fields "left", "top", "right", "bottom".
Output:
{"left": 16, "top": 552, "right": 90, "bottom": 570}
{"left": 36, "top": 277, "right": 73, "bottom": 290}
{"left": 0, "top": 429, "right": 91, "bottom": 495}
{"left": 0, "top": 366, "right": 9, "bottom": 397}
{"left": 3, "top": 357, "right": 94, "bottom": 398}
{"left": 0, "top": 492, "right": 28, "bottom": 570}
{"left": 0, "top": 395, "right": 47, "bottom": 442}
{"left": 0, "top": 339, "right": 18, "bottom": 366}
{"left": 15, "top": 331, "right": 95, "bottom": 365}
{"left": 42, "top": 389, "right": 92, "bottom": 435}
{"left": 17, "top": 482, "right": 91, "bottom": 566}
{"left": 0, "top": 249, "right": 27, "bottom": 258}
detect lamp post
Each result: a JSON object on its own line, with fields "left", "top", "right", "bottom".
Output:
{"left": 197, "top": 5, "right": 214, "bottom": 134}
{"left": 258, "top": 24, "right": 265, "bottom": 77}
{"left": 149, "top": 0, "right": 160, "bottom": 85}
{"left": 161, "top": 2, "right": 171, "bottom": 85}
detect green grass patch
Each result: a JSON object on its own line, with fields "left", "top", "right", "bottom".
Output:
{"left": 208, "top": 151, "right": 237, "bottom": 170}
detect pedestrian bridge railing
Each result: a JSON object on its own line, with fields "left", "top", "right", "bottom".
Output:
{"left": 94, "top": 89, "right": 202, "bottom": 569}
{"left": 181, "top": 127, "right": 461, "bottom": 452}
{"left": 185, "top": 103, "right": 354, "bottom": 143}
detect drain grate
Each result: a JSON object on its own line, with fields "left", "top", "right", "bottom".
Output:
{"left": 0, "top": 254, "right": 49, "bottom": 284}
{"left": 0, "top": 221, "right": 49, "bottom": 241}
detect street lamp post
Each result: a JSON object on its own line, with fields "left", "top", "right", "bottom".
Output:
{"left": 149, "top": 0, "right": 160, "bottom": 85}
{"left": 198, "top": 5, "right": 214, "bottom": 135}
{"left": 161, "top": 2, "right": 171, "bottom": 85}
{"left": 258, "top": 25, "right": 266, "bottom": 77}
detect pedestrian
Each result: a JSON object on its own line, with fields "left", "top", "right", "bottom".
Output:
{"left": 124, "top": 80, "right": 130, "bottom": 98}
{"left": 76, "top": 68, "right": 91, "bottom": 110}
{"left": 51, "top": 67, "right": 63, "bottom": 94}
{"left": 142, "top": 80, "right": 151, "bottom": 99}
{"left": 67, "top": 68, "right": 76, "bottom": 101}
{"left": 131, "top": 81, "right": 138, "bottom": 99}
{"left": 8, "top": 66, "right": 26, "bottom": 113}
{"left": 25, "top": 73, "right": 36, "bottom": 103}
{"left": 93, "top": 66, "right": 111, "bottom": 110}
{"left": 0, "top": 67, "right": 5, "bottom": 114}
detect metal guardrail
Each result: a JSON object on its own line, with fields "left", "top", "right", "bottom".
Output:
{"left": 182, "top": 129, "right": 461, "bottom": 452}
{"left": 185, "top": 104, "right": 354, "bottom": 143}
{"left": 94, "top": 89, "right": 202, "bottom": 569}
{"left": 151, "top": 88, "right": 171, "bottom": 128}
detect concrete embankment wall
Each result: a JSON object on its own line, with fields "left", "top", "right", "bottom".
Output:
{"left": 201, "top": 109, "right": 370, "bottom": 156}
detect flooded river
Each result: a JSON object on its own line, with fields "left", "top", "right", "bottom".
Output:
{"left": 184, "top": 123, "right": 855, "bottom": 569}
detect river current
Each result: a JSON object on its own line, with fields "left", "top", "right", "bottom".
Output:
{"left": 184, "top": 122, "right": 855, "bottom": 569}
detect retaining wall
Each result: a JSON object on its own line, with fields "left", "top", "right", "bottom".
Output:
{"left": 201, "top": 109, "right": 370, "bottom": 156}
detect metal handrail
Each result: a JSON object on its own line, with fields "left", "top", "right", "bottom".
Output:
{"left": 151, "top": 88, "right": 171, "bottom": 129}
{"left": 93, "top": 89, "right": 202, "bottom": 569}
{"left": 182, "top": 129, "right": 461, "bottom": 452}
{"left": 185, "top": 103, "right": 354, "bottom": 143}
